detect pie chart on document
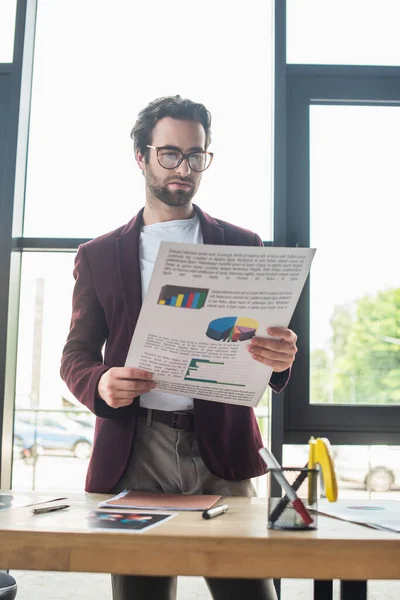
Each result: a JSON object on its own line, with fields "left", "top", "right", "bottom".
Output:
{"left": 206, "top": 317, "right": 259, "bottom": 342}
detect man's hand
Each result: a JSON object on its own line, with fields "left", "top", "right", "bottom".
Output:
{"left": 247, "top": 327, "right": 297, "bottom": 373}
{"left": 98, "top": 367, "right": 157, "bottom": 409}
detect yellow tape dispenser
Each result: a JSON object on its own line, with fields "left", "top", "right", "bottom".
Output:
{"left": 308, "top": 436, "right": 338, "bottom": 502}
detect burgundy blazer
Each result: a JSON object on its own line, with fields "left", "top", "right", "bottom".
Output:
{"left": 60, "top": 205, "right": 289, "bottom": 492}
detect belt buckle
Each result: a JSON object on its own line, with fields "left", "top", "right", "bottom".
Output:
{"left": 171, "top": 411, "right": 191, "bottom": 431}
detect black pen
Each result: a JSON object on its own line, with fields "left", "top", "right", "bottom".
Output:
{"left": 32, "top": 504, "right": 70, "bottom": 515}
{"left": 202, "top": 504, "right": 229, "bottom": 520}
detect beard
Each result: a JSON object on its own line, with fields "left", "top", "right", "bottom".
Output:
{"left": 145, "top": 167, "right": 197, "bottom": 208}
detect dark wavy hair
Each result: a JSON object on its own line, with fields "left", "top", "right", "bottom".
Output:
{"left": 130, "top": 95, "right": 212, "bottom": 160}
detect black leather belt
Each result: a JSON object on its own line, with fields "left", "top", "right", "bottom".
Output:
{"left": 137, "top": 407, "right": 195, "bottom": 432}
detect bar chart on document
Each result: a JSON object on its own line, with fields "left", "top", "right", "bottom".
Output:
{"left": 184, "top": 358, "right": 250, "bottom": 387}
{"left": 157, "top": 285, "right": 209, "bottom": 308}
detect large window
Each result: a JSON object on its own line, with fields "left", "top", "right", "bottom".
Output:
{"left": 282, "top": 0, "right": 400, "bottom": 446}
{"left": 0, "top": 0, "right": 17, "bottom": 62}
{"left": 12, "top": 253, "right": 93, "bottom": 490}
{"left": 5, "top": 0, "right": 400, "bottom": 488}
{"left": 15, "top": 253, "right": 74, "bottom": 411}
{"left": 310, "top": 105, "right": 400, "bottom": 406}
{"left": 24, "top": 0, "right": 274, "bottom": 239}
{"left": 285, "top": 71, "right": 400, "bottom": 441}
{"left": 287, "top": 0, "right": 400, "bottom": 66}
{"left": 7, "top": 0, "right": 276, "bottom": 491}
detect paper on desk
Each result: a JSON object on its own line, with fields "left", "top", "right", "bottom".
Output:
{"left": 88, "top": 509, "right": 176, "bottom": 533}
{"left": 316, "top": 499, "right": 400, "bottom": 533}
{"left": 125, "top": 242, "right": 315, "bottom": 407}
{"left": 0, "top": 493, "right": 66, "bottom": 511}
{"left": 98, "top": 490, "right": 221, "bottom": 511}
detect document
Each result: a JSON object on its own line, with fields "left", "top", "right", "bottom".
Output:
{"left": 126, "top": 243, "right": 315, "bottom": 407}
{"left": 98, "top": 490, "right": 221, "bottom": 511}
{"left": 88, "top": 510, "right": 176, "bottom": 532}
{"left": 0, "top": 493, "right": 66, "bottom": 511}
{"left": 317, "top": 499, "right": 400, "bottom": 533}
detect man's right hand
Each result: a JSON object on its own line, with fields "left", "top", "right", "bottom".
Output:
{"left": 98, "top": 367, "right": 157, "bottom": 409}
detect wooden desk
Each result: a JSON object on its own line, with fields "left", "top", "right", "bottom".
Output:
{"left": 0, "top": 492, "right": 399, "bottom": 599}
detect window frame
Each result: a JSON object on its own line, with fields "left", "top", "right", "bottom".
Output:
{"left": 0, "top": 0, "right": 37, "bottom": 488}
{"left": 284, "top": 64, "right": 400, "bottom": 445}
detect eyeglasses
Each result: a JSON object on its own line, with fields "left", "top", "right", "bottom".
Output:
{"left": 147, "top": 145, "right": 213, "bottom": 172}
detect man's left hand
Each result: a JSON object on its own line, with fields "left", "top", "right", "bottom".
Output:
{"left": 248, "top": 327, "right": 297, "bottom": 373}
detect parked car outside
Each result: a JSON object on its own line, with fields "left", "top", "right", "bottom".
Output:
{"left": 13, "top": 435, "right": 28, "bottom": 460}
{"left": 14, "top": 414, "right": 94, "bottom": 460}
{"left": 66, "top": 413, "right": 96, "bottom": 430}
{"left": 283, "top": 444, "right": 400, "bottom": 493}
{"left": 333, "top": 445, "right": 400, "bottom": 492}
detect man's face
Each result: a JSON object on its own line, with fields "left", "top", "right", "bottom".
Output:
{"left": 138, "top": 117, "right": 206, "bottom": 208}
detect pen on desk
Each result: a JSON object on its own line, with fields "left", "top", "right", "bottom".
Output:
{"left": 32, "top": 504, "right": 70, "bottom": 515}
{"left": 259, "top": 447, "right": 313, "bottom": 526}
{"left": 202, "top": 504, "right": 229, "bottom": 520}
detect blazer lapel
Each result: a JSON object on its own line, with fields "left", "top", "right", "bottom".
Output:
{"left": 194, "top": 204, "right": 225, "bottom": 245}
{"left": 116, "top": 208, "right": 144, "bottom": 337}
{"left": 115, "top": 205, "right": 224, "bottom": 337}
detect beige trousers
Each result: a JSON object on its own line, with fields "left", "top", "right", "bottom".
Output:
{"left": 111, "top": 413, "right": 277, "bottom": 600}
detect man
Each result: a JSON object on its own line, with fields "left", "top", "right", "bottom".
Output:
{"left": 61, "top": 95, "right": 297, "bottom": 600}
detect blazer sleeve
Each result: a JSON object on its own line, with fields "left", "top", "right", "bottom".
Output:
{"left": 60, "top": 245, "right": 112, "bottom": 416}
{"left": 253, "top": 233, "right": 291, "bottom": 394}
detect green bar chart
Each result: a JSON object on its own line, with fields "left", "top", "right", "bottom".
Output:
{"left": 184, "top": 358, "right": 248, "bottom": 387}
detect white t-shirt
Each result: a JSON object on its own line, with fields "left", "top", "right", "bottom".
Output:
{"left": 139, "top": 213, "right": 203, "bottom": 411}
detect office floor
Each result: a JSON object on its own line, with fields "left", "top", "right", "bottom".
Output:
{"left": 10, "top": 571, "right": 400, "bottom": 599}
